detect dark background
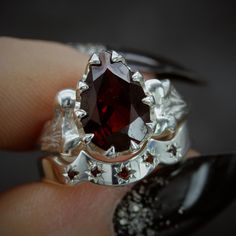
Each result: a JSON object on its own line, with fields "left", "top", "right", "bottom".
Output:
{"left": 0, "top": 0, "right": 235, "bottom": 235}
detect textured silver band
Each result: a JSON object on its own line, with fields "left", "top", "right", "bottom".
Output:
{"left": 42, "top": 122, "right": 189, "bottom": 186}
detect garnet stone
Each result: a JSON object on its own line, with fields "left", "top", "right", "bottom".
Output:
{"left": 81, "top": 51, "right": 150, "bottom": 152}
{"left": 117, "top": 167, "right": 131, "bottom": 180}
{"left": 67, "top": 169, "right": 79, "bottom": 180}
{"left": 91, "top": 167, "right": 102, "bottom": 177}
{"left": 144, "top": 155, "right": 154, "bottom": 164}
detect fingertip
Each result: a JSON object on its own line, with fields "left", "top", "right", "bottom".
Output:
{"left": 0, "top": 37, "right": 88, "bottom": 150}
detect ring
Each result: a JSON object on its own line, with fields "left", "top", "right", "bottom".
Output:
{"left": 40, "top": 50, "right": 190, "bottom": 186}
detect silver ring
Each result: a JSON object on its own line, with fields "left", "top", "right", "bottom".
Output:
{"left": 40, "top": 50, "right": 190, "bottom": 186}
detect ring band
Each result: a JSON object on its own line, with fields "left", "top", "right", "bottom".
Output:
{"left": 40, "top": 50, "right": 190, "bottom": 186}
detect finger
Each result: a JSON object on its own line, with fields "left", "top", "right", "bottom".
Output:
{"left": 114, "top": 153, "right": 236, "bottom": 235}
{"left": 0, "top": 37, "right": 88, "bottom": 150}
{"left": 0, "top": 152, "right": 229, "bottom": 236}
{"left": 0, "top": 38, "right": 127, "bottom": 235}
{"left": 0, "top": 37, "right": 199, "bottom": 236}
{"left": 0, "top": 181, "right": 129, "bottom": 236}
{"left": 0, "top": 150, "right": 197, "bottom": 236}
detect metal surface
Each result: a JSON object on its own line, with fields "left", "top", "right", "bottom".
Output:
{"left": 42, "top": 122, "right": 189, "bottom": 186}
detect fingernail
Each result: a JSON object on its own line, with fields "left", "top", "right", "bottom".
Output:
{"left": 113, "top": 153, "right": 236, "bottom": 236}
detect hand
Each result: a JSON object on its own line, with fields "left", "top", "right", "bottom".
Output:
{"left": 0, "top": 37, "right": 129, "bottom": 236}
{"left": 0, "top": 37, "right": 235, "bottom": 236}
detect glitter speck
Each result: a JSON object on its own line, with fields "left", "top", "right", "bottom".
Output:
{"left": 132, "top": 204, "right": 140, "bottom": 212}
{"left": 120, "top": 219, "right": 128, "bottom": 225}
{"left": 178, "top": 208, "right": 184, "bottom": 214}
{"left": 165, "top": 220, "right": 171, "bottom": 226}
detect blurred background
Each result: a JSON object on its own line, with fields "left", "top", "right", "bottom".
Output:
{"left": 0, "top": 0, "right": 235, "bottom": 235}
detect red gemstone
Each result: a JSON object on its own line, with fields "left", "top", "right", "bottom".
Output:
{"left": 81, "top": 51, "right": 150, "bottom": 152}
{"left": 145, "top": 155, "right": 154, "bottom": 164}
{"left": 117, "top": 167, "right": 130, "bottom": 180}
{"left": 67, "top": 169, "right": 79, "bottom": 180}
{"left": 91, "top": 167, "right": 101, "bottom": 177}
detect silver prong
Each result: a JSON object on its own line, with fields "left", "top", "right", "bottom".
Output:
{"left": 63, "top": 136, "right": 81, "bottom": 154}
{"left": 132, "top": 71, "right": 143, "bottom": 82}
{"left": 111, "top": 51, "right": 125, "bottom": 63}
{"left": 104, "top": 146, "right": 116, "bottom": 157}
{"left": 142, "top": 96, "right": 155, "bottom": 106}
{"left": 130, "top": 140, "right": 140, "bottom": 152}
{"left": 75, "top": 109, "right": 87, "bottom": 119}
{"left": 56, "top": 89, "right": 76, "bottom": 110}
{"left": 77, "top": 81, "right": 89, "bottom": 92}
{"left": 83, "top": 133, "right": 94, "bottom": 144}
{"left": 146, "top": 122, "right": 156, "bottom": 132}
{"left": 89, "top": 53, "right": 101, "bottom": 65}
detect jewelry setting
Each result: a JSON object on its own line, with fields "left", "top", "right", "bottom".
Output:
{"left": 41, "top": 50, "right": 190, "bottom": 186}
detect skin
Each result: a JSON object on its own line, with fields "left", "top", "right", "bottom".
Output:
{"left": 0, "top": 37, "right": 197, "bottom": 236}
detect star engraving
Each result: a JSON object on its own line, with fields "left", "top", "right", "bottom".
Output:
{"left": 114, "top": 162, "right": 136, "bottom": 184}
{"left": 142, "top": 152, "right": 160, "bottom": 167}
{"left": 166, "top": 143, "right": 182, "bottom": 160}
{"left": 85, "top": 160, "right": 105, "bottom": 184}
{"left": 63, "top": 165, "right": 80, "bottom": 184}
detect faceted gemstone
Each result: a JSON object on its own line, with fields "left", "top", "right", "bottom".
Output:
{"left": 167, "top": 144, "right": 177, "bottom": 156}
{"left": 91, "top": 167, "right": 102, "bottom": 177}
{"left": 81, "top": 51, "right": 150, "bottom": 152}
{"left": 117, "top": 167, "right": 131, "bottom": 180}
{"left": 67, "top": 169, "right": 79, "bottom": 180}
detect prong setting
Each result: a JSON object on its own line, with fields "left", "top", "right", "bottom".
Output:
{"left": 56, "top": 89, "right": 76, "bottom": 110}
{"left": 77, "top": 81, "right": 89, "bottom": 93}
{"left": 88, "top": 53, "right": 101, "bottom": 65}
{"left": 132, "top": 71, "right": 143, "bottom": 83}
{"left": 130, "top": 140, "right": 140, "bottom": 152}
{"left": 41, "top": 50, "right": 190, "bottom": 186}
{"left": 142, "top": 96, "right": 155, "bottom": 106}
{"left": 83, "top": 133, "right": 94, "bottom": 144}
{"left": 111, "top": 50, "right": 125, "bottom": 63}
{"left": 74, "top": 108, "right": 87, "bottom": 119}
{"left": 104, "top": 146, "right": 116, "bottom": 158}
